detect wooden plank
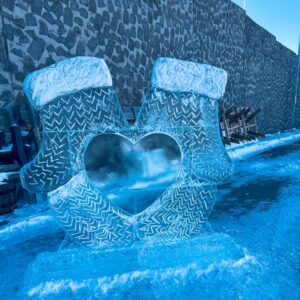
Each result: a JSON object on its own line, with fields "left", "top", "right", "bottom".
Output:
{"left": 245, "top": 108, "right": 261, "bottom": 123}
{"left": 10, "top": 124, "right": 27, "bottom": 166}
{"left": 247, "top": 130, "right": 265, "bottom": 138}
{"left": 245, "top": 134, "right": 257, "bottom": 141}
{"left": 222, "top": 138, "right": 231, "bottom": 145}
{"left": 0, "top": 131, "right": 5, "bottom": 149}
{"left": 222, "top": 113, "right": 230, "bottom": 140}
{"left": 243, "top": 108, "right": 251, "bottom": 117}
{"left": 240, "top": 109, "right": 248, "bottom": 135}
{"left": 24, "top": 144, "right": 33, "bottom": 162}
{"left": 229, "top": 108, "right": 247, "bottom": 125}
{"left": 225, "top": 107, "right": 235, "bottom": 119}
{"left": 0, "top": 164, "right": 19, "bottom": 172}
{"left": 231, "top": 133, "right": 253, "bottom": 141}
{"left": 229, "top": 137, "right": 240, "bottom": 144}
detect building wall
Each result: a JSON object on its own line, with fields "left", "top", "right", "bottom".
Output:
{"left": 0, "top": 0, "right": 298, "bottom": 133}
{"left": 294, "top": 56, "right": 300, "bottom": 129}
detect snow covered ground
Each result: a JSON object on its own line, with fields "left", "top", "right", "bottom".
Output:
{"left": 227, "top": 129, "right": 300, "bottom": 160}
{"left": 0, "top": 130, "right": 300, "bottom": 299}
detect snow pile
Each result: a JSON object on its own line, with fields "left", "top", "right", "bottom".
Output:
{"left": 227, "top": 130, "right": 300, "bottom": 160}
{"left": 0, "top": 213, "right": 59, "bottom": 250}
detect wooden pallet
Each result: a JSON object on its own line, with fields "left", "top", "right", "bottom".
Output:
{"left": 0, "top": 124, "right": 37, "bottom": 214}
{"left": 122, "top": 106, "right": 140, "bottom": 125}
{"left": 219, "top": 106, "right": 265, "bottom": 146}
{"left": 0, "top": 124, "right": 33, "bottom": 167}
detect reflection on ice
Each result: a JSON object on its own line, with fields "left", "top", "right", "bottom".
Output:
{"left": 84, "top": 133, "right": 182, "bottom": 214}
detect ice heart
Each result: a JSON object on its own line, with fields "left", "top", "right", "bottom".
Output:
{"left": 84, "top": 133, "right": 182, "bottom": 215}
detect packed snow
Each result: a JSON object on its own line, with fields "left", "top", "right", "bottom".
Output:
{"left": 23, "top": 57, "right": 112, "bottom": 109}
{"left": 151, "top": 57, "right": 227, "bottom": 98}
{"left": 0, "top": 130, "right": 300, "bottom": 299}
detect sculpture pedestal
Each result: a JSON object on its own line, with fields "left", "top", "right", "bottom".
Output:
{"left": 23, "top": 233, "right": 247, "bottom": 298}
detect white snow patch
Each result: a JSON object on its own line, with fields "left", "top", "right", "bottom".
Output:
{"left": 0, "top": 173, "right": 9, "bottom": 184}
{"left": 232, "top": 253, "right": 256, "bottom": 267}
{"left": 227, "top": 130, "right": 300, "bottom": 161}
{"left": 0, "top": 214, "right": 59, "bottom": 249}
{"left": 23, "top": 56, "right": 113, "bottom": 109}
{"left": 0, "top": 171, "right": 19, "bottom": 185}
{"left": 151, "top": 57, "right": 227, "bottom": 98}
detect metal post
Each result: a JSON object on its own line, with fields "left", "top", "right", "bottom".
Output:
{"left": 292, "top": 34, "right": 300, "bottom": 128}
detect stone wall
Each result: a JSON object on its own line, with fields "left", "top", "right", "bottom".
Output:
{"left": 0, "top": 0, "right": 298, "bottom": 133}
{"left": 243, "top": 18, "right": 298, "bottom": 132}
{"left": 295, "top": 59, "right": 300, "bottom": 129}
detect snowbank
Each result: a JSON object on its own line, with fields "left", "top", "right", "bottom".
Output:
{"left": 0, "top": 214, "right": 60, "bottom": 249}
{"left": 227, "top": 130, "right": 300, "bottom": 161}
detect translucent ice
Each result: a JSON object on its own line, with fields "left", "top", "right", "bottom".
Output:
{"left": 21, "top": 56, "right": 233, "bottom": 247}
{"left": 23, "top": 56, "right": 112, "bottom": 109}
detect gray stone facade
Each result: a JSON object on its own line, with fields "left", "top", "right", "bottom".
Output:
{"left": 0, "top": 0, "right": 299, "bottom": 133}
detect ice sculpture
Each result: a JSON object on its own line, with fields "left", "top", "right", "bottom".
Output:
{"left": 21, "top": 56, "right": 232, "bottom": 248}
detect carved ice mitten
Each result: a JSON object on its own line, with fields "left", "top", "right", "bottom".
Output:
{"left": 135, "top": 58, "right": 233, "bottom": 240}
{"left": 21, "top": 57, "right": 142, "bottom": 248}
{"left": 21, "top": 57, "right": 127, "bottom": 194}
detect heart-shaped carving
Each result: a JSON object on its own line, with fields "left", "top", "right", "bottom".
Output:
{"left": 84, "top": 133, "right": 182, "bottom": 215}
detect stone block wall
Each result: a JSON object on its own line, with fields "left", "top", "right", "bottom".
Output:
{"left": 295, "top": 62, "right": 300, "bottom": 129}
{"left": 243, "top": 18, "right": 298, "bottom": 132}
{"left": 0, "top": 16, "right": 14, "bottom": 107}
{"left": 0, "top": 0, "right": 298, "bottom": 133}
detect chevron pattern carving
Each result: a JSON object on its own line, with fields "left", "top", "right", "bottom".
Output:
{"left": 21, "top": 60, "right": 232, "bottom": 248}
{"left": 21, "top": 87, "right": 127, "bottom": 192}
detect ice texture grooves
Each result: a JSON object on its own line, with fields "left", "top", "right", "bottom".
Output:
{"left": 23, "top": 234, "right": 251, "bottom": 299}
{"left": 21, "top": 57, "right": 232, "bottom": 248}
{"left": 151, "top": 57, "right": 228, "bottom": 98}
{"left": 23, "top": 57, "right": 112, "bottom": 109}
{"left": 1, "top": 136, "right": 300, "bottom": 299}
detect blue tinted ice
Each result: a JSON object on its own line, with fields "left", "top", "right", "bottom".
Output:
{"left": 21, "top": 56, "right": 233, "bottom": 248}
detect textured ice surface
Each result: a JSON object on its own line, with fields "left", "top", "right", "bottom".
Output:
{"left": 0, "top": 215, "right": 58, "bottom": 250}
{"left": 23, "top": 56, "right": 112, "bottom": 109}
{"left": 23, "top": 234, "right": 251, "bottom": 299}
{"left": 151, "top": 57, "right": 227, "bottom": 98}
{"left": 21, "top": 57, "right": 232, "bottom": 247}
{"left": 0, "top": 203, "right": 59, "bottom": 250}
{"left": 1, "top": 137, "right": 300, "bottom": 299}
{"left": 23, "top": 141, "right": 300, "bottom": 299}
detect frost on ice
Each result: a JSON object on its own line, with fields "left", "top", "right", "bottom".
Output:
{"left": 21, "top": 57, "right": 232, "bottom": 247}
